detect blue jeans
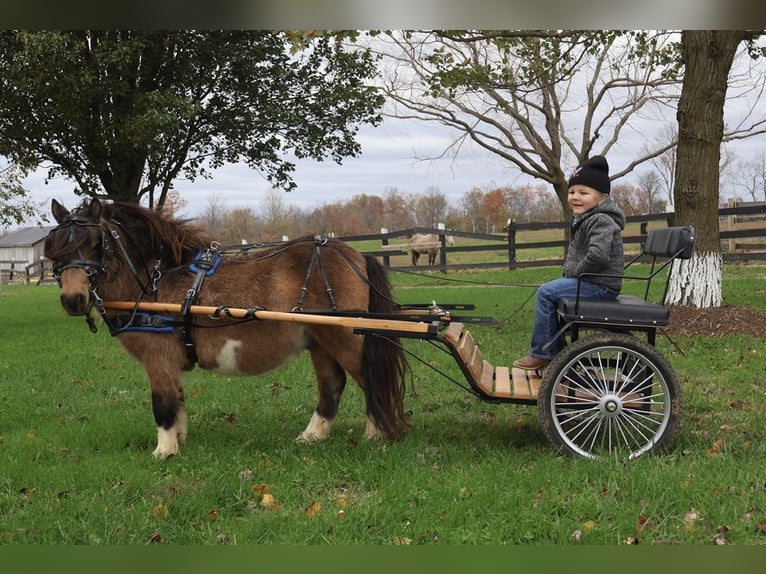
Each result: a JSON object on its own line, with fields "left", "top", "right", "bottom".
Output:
{"left": 528, "top": 278, "right": 618, "bottom": 360}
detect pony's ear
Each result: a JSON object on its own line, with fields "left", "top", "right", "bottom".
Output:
{"left": 87, "top": 198, "right": 103, "bottom": 220}
{"left": 51, "top": 199, "right": 70, "bottom": 223}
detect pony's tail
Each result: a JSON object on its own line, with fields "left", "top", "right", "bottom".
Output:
{"left": 362, "top": 254, "right": 410, "bottom": 439}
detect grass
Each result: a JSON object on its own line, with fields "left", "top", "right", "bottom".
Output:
{"left": 1, "top": 265, "right": 766, "bottom": 545}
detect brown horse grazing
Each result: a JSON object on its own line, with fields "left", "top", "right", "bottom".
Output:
{"left": 44, "top": 198, "right": 409, "bottom": 458}
{"left": 408, "top": 233, "right": 454, "bottom": 266}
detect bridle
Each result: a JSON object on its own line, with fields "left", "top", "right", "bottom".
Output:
{"left": 49, "top": 211, "right": 162, "bottom": 332}
{"left": 50, "top": 215, "right": 109, "bottom": 294}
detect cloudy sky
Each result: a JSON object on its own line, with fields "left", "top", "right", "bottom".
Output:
{"left": 25, "top": 114, "right": 524, "bottom": 220}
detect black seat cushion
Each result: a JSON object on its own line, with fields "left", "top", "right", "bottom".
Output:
{"left": 557, "top": 295, "right": 670, "bottom": 327}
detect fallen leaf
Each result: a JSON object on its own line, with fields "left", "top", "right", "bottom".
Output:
{"left": 394, "top": 536, "right": 412, "bottom": 545}
{"left": 305, "top": 501, "right": 322, "bottom": 517}
{"left": 260, "top": 493, "right": 280, "bottom": 511}
{"left": 682, "top": 508, "right": 701, "bottom": 532}
{"left": 252, "top": 483, "right": 271, "bottom": 496}
{"left": 333, "top": 496, "right": 350, "bottom": 508}
{"left": 719, "top": 424, "right": 736, "bottom": 432}
{"left": 149, "top": 532, "right": 163, "bottom": 544}
{"left": 757, "top": 523, "right": 766, "bottom": 534}
{"left": 707, "top": 439, "right": 725, "bottom": 457}
{"left": 712, "top": 533, "right": 727, "bottom": 545}
{"left": 336, "top": 509, "right": 345, "bottom": 520}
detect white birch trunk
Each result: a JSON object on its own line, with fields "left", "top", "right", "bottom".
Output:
{"left": 665, "top": 251, "right": 723, "bottom": 308}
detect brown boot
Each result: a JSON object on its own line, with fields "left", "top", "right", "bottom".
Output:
{"left": 513, "top": 355, "right": 551, "bottom": 370}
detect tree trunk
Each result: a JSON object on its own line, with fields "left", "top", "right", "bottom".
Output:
{"left": 669, "top": 30, "right": 746, "bottom": 308}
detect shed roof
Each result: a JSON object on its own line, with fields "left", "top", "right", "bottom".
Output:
{"left": 0, "top": 226, "right": 54, "bottom": 247}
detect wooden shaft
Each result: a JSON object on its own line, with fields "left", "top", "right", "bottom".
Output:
{"left": 102, "top": 300, "right": 435, "bottom": 334}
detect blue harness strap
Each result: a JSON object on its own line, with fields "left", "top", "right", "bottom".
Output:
{"left": 109, "top": 312, "right": 178, "bottom": 335}
{"left": 188, "top": 250, "right": 223, "bottom": 277}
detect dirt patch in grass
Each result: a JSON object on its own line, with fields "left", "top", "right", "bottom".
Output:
{"left": 666, "top": 305, "right": 766, "bottom": 339}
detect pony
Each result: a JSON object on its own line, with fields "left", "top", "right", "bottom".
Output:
{"left": 408, "top": 233, "right": 455, "bottom": 266}
{"left": 44, "top": 198, "right": 409, "bottom": 458}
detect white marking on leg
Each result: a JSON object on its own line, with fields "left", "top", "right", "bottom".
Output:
{"left": 365, "top": 416, "right": 384, "bottom": 440}
{"left": 153, "top": 427, "right": 179, "bottom": 459}
{"left": 296, "top": 411, "right": 331, "bottom": 442}
{"left": 213, "top": 339, "right": 244, "bottom": 374}
{"left": 152, "top": 408, "right": 187, "bottom": 458}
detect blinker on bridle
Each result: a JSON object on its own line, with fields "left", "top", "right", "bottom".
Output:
{"left": 50, "top": 215, "right": 108, "bottom": 290}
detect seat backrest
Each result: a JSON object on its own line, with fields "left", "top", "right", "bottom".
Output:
{"left": 642, "top": 226, "right": 695, "bottom": 259}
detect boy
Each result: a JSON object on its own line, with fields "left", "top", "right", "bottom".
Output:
{"left": 513, "top": 155, "right": 625, "bottom": 371}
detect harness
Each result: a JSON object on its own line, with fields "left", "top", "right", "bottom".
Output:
{"left": 51, "top": 213, "right": 339, "bottom": 368}
{"left": 179, "top": 244, "right": 223, "bottom": 365}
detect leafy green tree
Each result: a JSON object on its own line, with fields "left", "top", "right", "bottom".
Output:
{"left": 0, "top": 30, "right": 383, "bottom": 209}
{"left": 1, "top": 162, "right": 40, "bottom": 227}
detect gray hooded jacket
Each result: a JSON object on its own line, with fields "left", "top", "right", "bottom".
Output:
{"left": 562, "top": 198, "right": 626, "bottom": 293}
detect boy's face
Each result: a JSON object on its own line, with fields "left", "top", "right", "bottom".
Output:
{"left": 568, "top": 184, "right": 608, "bottom": 215}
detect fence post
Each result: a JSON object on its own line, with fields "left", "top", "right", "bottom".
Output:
{"left": 506, "top": 218, "right": 517, "bottom": 270}
{"left": 380, "top": 227, "right": 391, "bottom": 267}
{"left": 437, "top": 223, "right": 447, "bottom": 273}
{"left": 728, "top": 198, "right": 736, "bottom": 253}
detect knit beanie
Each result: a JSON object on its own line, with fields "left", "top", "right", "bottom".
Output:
{"left": 568, "top": 155, "right": 611, "bottom": 194}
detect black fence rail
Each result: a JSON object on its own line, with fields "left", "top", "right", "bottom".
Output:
{"left": 342, "top": 204, "right": 766, "bottom": 272}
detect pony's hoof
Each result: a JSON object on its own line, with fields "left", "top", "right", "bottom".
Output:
{"left": 152, "top": 446, "right": 177, "bottom": 459}
{"left": 296, "top": 432, "right": 321, "bottom": 443}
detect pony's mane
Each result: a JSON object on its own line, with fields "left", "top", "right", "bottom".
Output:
{"left": 104, "top": 201, "right": 211, "bottom": 265}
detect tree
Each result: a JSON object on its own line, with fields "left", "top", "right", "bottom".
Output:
{"left": 373, "top": 30, "right": 681, "bottom": 217}
{"left": 413, "top": 186, "right": 448, "bottom": 226}
{"left": 382, "top": 187, "right": 414, "bottom": 230}
{"left": 1, "top": 162, "right": 40, "bottom": 227}
{"left": 668, "top": 30, "right": 763, "bottom": 307}
{"left": 732, "top": 151, "right": 766, "bottom": 201}
{"left": 198, "top": 192, "right": 228, "bottom": 238}
{"left": 0, "top": 30, "right": 383, "bottom": 209}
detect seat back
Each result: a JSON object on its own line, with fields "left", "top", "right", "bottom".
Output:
{"left": 641, "top": 226, "right": 695, "bottom": 260}
{"left": 630, "top": 225, "right": 695, "bottom": 302}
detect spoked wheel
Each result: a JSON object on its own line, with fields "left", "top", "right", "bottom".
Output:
{"left": 537, "top": 332, "right": 683, "bottom": 460}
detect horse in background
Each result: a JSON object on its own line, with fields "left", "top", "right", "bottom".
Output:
{"left": 44, "top": 198, "right": 410, "bottom": 458}
{"left": 408, "top": 233, "right": 455, "bottom": 266}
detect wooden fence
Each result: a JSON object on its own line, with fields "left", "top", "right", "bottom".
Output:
{"left": 4, "top": 204, "right": 763, "bottom": 284}
{"left": 344, "top": 203, "right": 766, "bottom": 272}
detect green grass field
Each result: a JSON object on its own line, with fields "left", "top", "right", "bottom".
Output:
{"left": 1, "top": 264, "right": 765, "bottom": 545}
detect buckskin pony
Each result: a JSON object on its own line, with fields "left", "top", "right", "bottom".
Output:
{"left": 44, "top": 198, "right": 409, "bottom": 458}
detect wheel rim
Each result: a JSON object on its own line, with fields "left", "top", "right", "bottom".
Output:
{"left": 548, "top": 344, "right": 672, "bottom": 460}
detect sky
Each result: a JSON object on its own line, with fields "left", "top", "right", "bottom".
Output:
{"left": 25, "top": 115, "right": 524, "bottom": 221}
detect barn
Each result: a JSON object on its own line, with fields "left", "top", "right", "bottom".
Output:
{"left": 0, "top": 225, "right": 55, "bottom": 283}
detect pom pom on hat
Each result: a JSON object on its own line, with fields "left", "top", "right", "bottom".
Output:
{"left": 568, "top": 155, "right": 611, "bottom": 194}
